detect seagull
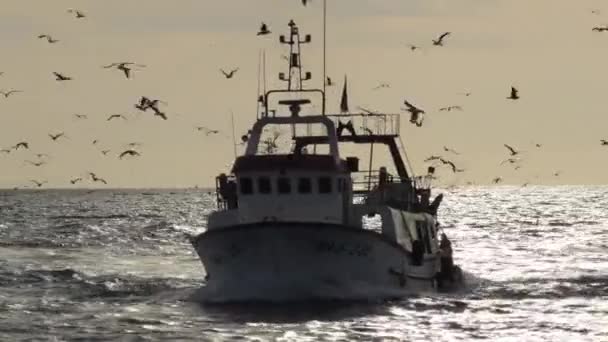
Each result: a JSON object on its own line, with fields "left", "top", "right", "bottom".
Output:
{"left": 107, "top": 114, "right": 126, "bottom": 121}
{"left": 407, "top": 44, "right": 419, "bottom": 51}
{"left": 25, "top": 160, "right": 46, "bottom": 167}
{"left": 49, "top": 132, "right": 67, "bottom": 141}
{"left": 119, "top": 150, "right": 141, "bottom": 159}
{"left": 38, "top": 34, "right": 59, "bottom": 43}
{"left": 53, "top": 72, "right": 72, "bottom": 81}
{"left": 196, "top": 127, "right": 220, "bottom": 135}
{"left": 67, "top": 9, "right": 86, "bottom": 18}
{"left": 443, "top": 146, "right": 460, "bottom": 155}
{"left": 403, "top": 100, "right": 425, "bottom": 127}
{"left": 0, "top": 90, "right": 23, "bottom": 98}
{"left": 507, "top": 86, "right": 519, "bottom": 100}
{"left": 503, "top": 144, "right": 520, "bottom": 156}
{"left": 257, "top": 22, "right": 271, "bottom": 35}
{"left": 372, "top": 83, "right": 390, "bottom": 90}
{"left": 35, "top": 153, "right": 50, "bottom": 159}
{"left": 0, "top": 149, "right": 11, "bottom": 154}
{"left": 553, "top": 171, "right": 561, "bottom": 177}
{"left": 439, "top": 105, "right": 462, "bottom": 112}
{"left": 126, "top": 142, "right": 142, "bottom": 148}
{"left": 439, "top": 157, "right": 464, "bottom": 173}
{"left": 601, "top": 139, "right": 608, "bottom": 146}
{"left": 102, "top": 62, "right": 145, "bottom": 79}
{"left": 500, "top": 157, "right": 521, "bottom": 165}
{"left": 326, "top": 77, "right": 334, "bottom": 86}
{"left": 220, "top": 68, "right": 239, "bottom": 79}
{"left": 101, "top": 150, "right": 111, "bottom": 155}
{"left": 424, "top": 155, "right": 443, "bottom": 162}
{"left": 432, "top": 32, "right": 451, "bottom": 46}
{"left": 92, "top": 139, "right": 99, "bottom": 145}
{"left": 88, "top": 172, "right": 107, "bottom": 184}
{"left": 30, "top": 180, "right": 47, "bottom": 187}
{"left": 74, "top": 114, "right": 87, "bottom": 119}
{"left": 458, "top": 91, "right": 472, "bottom": 97}
{"left": 301, "top": 0, "right": 310, "bottom": 6}
{"left": 70, "top": 177, "right": 82, "bottom": 184}
{"left": 13, "top": 142, "right": 29, "bottom": 150}
{"left": 592, "top": 26, "right": 608, "bottom": 32}
{"left": 492, "top": 177, "right": 502, "bottom": 184}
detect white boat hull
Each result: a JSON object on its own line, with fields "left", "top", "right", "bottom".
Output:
{"left": 192, "top": 223, "right": 439, "bottom": 303}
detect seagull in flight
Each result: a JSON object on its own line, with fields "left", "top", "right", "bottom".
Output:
{"left": 592, "top": 26, "right": 608, "bottom": 32}
{"left": 326, "top": 76, "right": 334, "bottom": 86}
{"left": 53, "top": 72, "right": 72, "bottom": 81}
{"left": 49, "top": 132, "right": 67, "bottom": 141}
{"left": 107, "top": 114, "right": 126, "bottom": 121}
{"left": 67, "top": 9, "right": 86, "bottom": 18}
{"left": 38, "top": 34, "right": 59, "bottom": 43}
{"left": 0, "top": 90, "right": 23, "bottom": 98}
{"left": 103, "top": 62, "right": 145, "bottom": 79}
{"left": 439, "top": 105, "right": 462, "bottom": 112}
{"left": 74, "top": 114, "right": 87, "bottom": 119}
{"left": 432, "top": 32, "right": 451, "bottom": 46}
{"left": 220, "top": 68, "right": 239, "bottom": 79}
{"left": 119, "top": 150, "right": 141, "bottom": 159}
{"left": 101, "top": 150, "right": 111, "bottom": 155}
{"left": 301, "top": 0, "right": 311, "bottom": 6}
{"left": 439, "top": 157, "right": 464, "bottom": 173}
{"left": 443, "top": 146, "right": 460, "bottom": 155}
{"left": 372, "top": 83, "right": 390, "bottom": 90}
{"left": 503, "top": 144, "right": 520, "bottom": 156}
{"left": 0, "top": 148, "right": 11, "bottom": 154}
{"left": 196, "top": 126, "right": 220, "bottom": 135}
{"left": 424, "top": 155, "right": 443, "bottom": 162}
{"left": 30, "top": 180, "right": 47, "bottom": 187}
{"left": 13, "top": 142, "right": 29, "bottom": 150}
{"left": 403, "top": 100, "right": 425, "bottom": 127}
{"left": 492, "top": 177, "right": 503, "bottom": 184}
{"left": 407, "top": 44, "right": 419, "bottom": 51}
{"left": 507, "top": 86, "right": 519, "bottom": 100}
{"left": 25, "top": 160, "right": 46, "bottom": 167}
{"left": 70, "top": 177, "right": 82, "bottom": 185}
{"left": 88, "top": 172, "right": 107, "bottom": 184}
{"left": 601, "top": 139, "right": 608, "bottom": 146}
{"left": 257, "top": 22, "right": 271, "bottom": 35}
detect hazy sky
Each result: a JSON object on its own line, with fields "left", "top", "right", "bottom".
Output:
{"left": 1, "top": 0, "right": 608, "bottom": 188}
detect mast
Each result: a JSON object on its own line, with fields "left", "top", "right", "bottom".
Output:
{"left": 279, "top": 20, "right": 312, "bottom": 91}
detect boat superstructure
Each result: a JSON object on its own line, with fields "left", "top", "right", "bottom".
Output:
{"left": 192, "top": 21, "right": 462, "bottom": 302}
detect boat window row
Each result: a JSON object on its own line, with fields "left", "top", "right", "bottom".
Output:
{"left": 239, "top": 176, "right": 343, "bottom": 195}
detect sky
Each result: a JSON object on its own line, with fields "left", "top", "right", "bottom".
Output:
{"left": 1, "top": 0, "right": 608, "bottom": 188}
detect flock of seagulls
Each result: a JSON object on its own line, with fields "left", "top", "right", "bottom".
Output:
{"left": 2, "top": 3, "right": 608, "bottom": 189}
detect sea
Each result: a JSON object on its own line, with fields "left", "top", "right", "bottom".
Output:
{"left": 0, "top": 186, "right": 606, "bottom": 341}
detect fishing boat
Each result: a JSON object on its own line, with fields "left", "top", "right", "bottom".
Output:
{"left": 191, "top": 20, "right": 463, "bottom": 302}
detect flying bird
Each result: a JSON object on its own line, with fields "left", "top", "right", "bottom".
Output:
{"left": 301, "top": 0, "right": 310, "bottom": 6}
{"left": 432, "top": 32, "right": 451, "bottom": 46}
{"left": 0, "top": 90, "right": 23, "bottom": 98}
{"left": 443, "top": 146, "right": 460, "bottom": 155}
{"left": 103, "top": 62, "right": 145, "bottom": 79}
{"left": 507, "top": 86, "right": 519, "bottom": 100}
{"left": 35, "top": 153, "right": 50, "bottom": 158}
{"left": 407, "top": 44, "right": 419, "bottom": 51}
{"left": 67, "top": 9, "right": 86, "bottom": 18}
{"left": 70, "top": 177, "right": 82, "bottom": 185}
{"left": 13, "top": 142, "right": 29, "bottom": 150}
{"left": 439, "top": 105, "right": 462, "bottom": 112}
{"left": 196, "top": 127, "right": 220, "bottom": 135}
{"left": 107, "top": 114, "right": 126, "bottom": 121}
{"left": 30, "top": 180, "right": 47, "bottom": 187}
{"left": 220, "top": 68, "right": 239, "bottom": 79}
{"left": 439, "top": 158, "right": 464, "bottom": 173}
{"left": 49, "top": 132, "right": 67, "bottom": 141}
{"left": 74, "top": 114, "right": 87, "bottom": 119}
{"left": 88, "top": 173, "right": 107, "bottom": 184}
{"left": 326, "top": 77, "right": 334, "bottom": 86}
{"left": 372, "top": 83, "right": 390, "bottom": 90}
{"left": 257, "top": 23, "right": 271, "bottom": 35}
{"left": 601, "top": 139, "right": 608, "bottom": 146}
{"left": 53, "top": 72, "right": 72, "bottom": 81}
{"left": 101, "top": 150, "right": 111, "bottom": 155}
{"left": 503, "top": 144, "right": 520, "bottom": 156}
{"left": 119, "top": 150, "right": 141, "bottom": 159}
{"left": 492, "top": 177, "right": 503, "bottom": 184}
{"left": 403, "top": 100, "right": 425, "bottom": 127}
{"left": 0, "top": 149, "right": 11, "bottom": 154}
{"left": 424, "top": 155, "right": 443, "bottom": 162}
{"left": 592, "top": 26, "right": 608, "bottom": 32}
{"left": 500, "top": 157, "right": 521, "bottom": 165}
{"left": 25, "top": 160, "right": 46, "bottom": 167}
{"left": 38, "top": 34, "right": 59, "bottom": 43}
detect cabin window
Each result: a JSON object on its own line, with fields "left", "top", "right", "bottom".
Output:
{"left": 319, "top": 177, "right": 332, "bottom": 194}
{"left": 239, "top": 177, "right": 253, "bottom": 195}
{"left": 258, "top": 177, "right": 272, "bottom": 194}
{"left": 277, "top": 177, "right": 291, "bottom": 194}
{"left": 298, "top": 178, "right": 312, "bottom": 194}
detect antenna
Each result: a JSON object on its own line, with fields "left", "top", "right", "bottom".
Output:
{"left": 322, "top": 0, "right": 327, "bottom": 114}
{"left": 256, "top": 49, "right": 262, "bottom": 119}
{"left": 279, "top": 20, "right": 312, "bottom": 91}
{"left": 231, "top": 110, "right": 237, "bottom": 159}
